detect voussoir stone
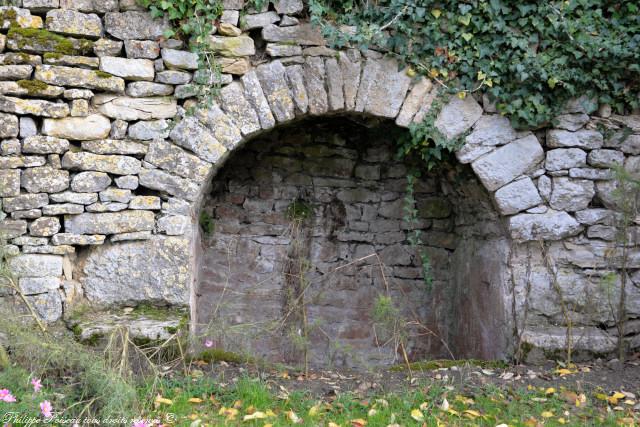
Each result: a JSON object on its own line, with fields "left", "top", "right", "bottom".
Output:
{"left": 71, "top": 171, "right": 111, "bottom": 192}
{"left": 45, "top": 9, "right": 103, "bottom": 38}
{"left": 21, "top": 166, "right": 69, "bottom": 193}
{"left": 240, "top": 70, "right": 275, "bottom": 129}
{"left": 217, "top": 81, "right": 261, "bottom": 135}
{"left": 64, "top": 210, "right": 155, "bottom": 234}
{"left": 99, "top": 56, "right": 154, "bottom": 81}
{"left": 262, "top": 23, "right": 325, "bottom": 46}
{"left": 92, "top": 94, "right": 177, "bottom": 121}
{"left": 434, "top": 95, "right": 483, "bottom": 140}
{"left": 195, "top": 104, "right": 243, "bottom": 148}
{"left": 35, "top": 65, "right": 124, "bottom": 92}
{"left": 303, "top": 56, "right": 328, "bottom": 115}
{"left": 255, "top": 60, "right": 295, "bottom": 123}
{"left": 138, "top": 168, "right": 200, "bottom": 201}
{"left": 62, "top": 152, "right": 141, "bottom": 175}
{"left": 22, "top": 135, "right": 69, "bottom": 154}
{"left": 104, "top": 11, "right": 170, "bottom": 40}
{"left": 355, "top": 57, "right": 411, "bottom": 119}
{"left": 144, "top": 139, "right": 213, "bottom": 182}
{"left": 169, "top": 116, "right": 227, "bottom": 164}
{"left": 493, "top": 177, "right": 543, "bottom": 215}
{"left": 42, "top": 114, "right": 111, "bottom": 140}
{"left": 471, "top": 135, "right": 545, "bottom": 192}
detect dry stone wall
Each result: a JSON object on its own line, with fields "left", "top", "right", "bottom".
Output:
{"left": 0, "top": 0, "right": 638, "bottom": 362}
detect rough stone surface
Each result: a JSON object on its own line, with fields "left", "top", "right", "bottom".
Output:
{"left": 471, "top": 135, "right": 545, "bottom": 192}
{"left": 355, "top": 58, "right": 411, "bottom": 119}
{"left": 42, "top": 114, "right": 111, "bottom": 140}
{"left": 435, "top": 96, "right": 484, "bottom": 140}
{"left": 169, "top": 116, "right": 227, "bottom": 164}
{"left": 547, "top": 129, "right": 604, "bottom": 149}
{"left": 550, "top": 177, "right": 595, "bottom": 211}
{"left": 21, "top": 166, "right": 69, "bottom": 193}
{"left": 92, "top": 94, "right": 176, "bottom": 121}
{"left": 545, "top": 148, "right": 587, "bottom": 171}
{"left": 35, "top": 65, "right": 125, "bottom": 93}
{"left": 262, "top": 24, "right": 325, "bottom": 46}
{"left": 45, "top": 9, "right": 103, "bottom": 38}
{"left": 104, "top": 11, "right": 170, "bottom": 40}
{"left": 255, "top": 60, "right": 295, "bottom": 122}
{"left": 64, "top": 210, "right": 154, "bottom": 234}
{"left": 509, "top": 210, "right": 582, "bottom": 241}
{"left": 81, "top": 236, "right": 190, "bottom": 305}
{"left": 127, "top": 119, "right": 169, "bottom": 140}
{"left": 494, "top": 177, "right": 542, "bottom": 215}
{"left": 71, "top": 171, "right": 111, "bottom": 192}
{"left": 99, "top": 56, "right": 154, "bottom": 81}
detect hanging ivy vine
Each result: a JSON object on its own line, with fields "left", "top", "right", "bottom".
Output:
{"left": 309, "top": 0, "right": 640, "bottom": 162}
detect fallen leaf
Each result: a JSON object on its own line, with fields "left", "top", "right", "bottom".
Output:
{"left": 541, "top": 411, "right": 554, "bottom": 418}
{"left": 286, "top": 410, "right": 302, "bottom": 424}
{"left": 351, "top": 419, "right": 367, "bottom": 427}
{"left": 155, "top": 395, "right": 173, "bottom": 405}
{"left": 545, "top": 387, "right": 556, "bottom": 395}
{"left": 188, "top": 397, "right": 203, "bottom": 404}
{"left": 243, "top": 411, "right": 266, "bottom": 421}
{"left": 411, "top": 409, "right": 424, "bottom": 422}
{"left": 439, "top": 398, "right": 449, "bottom": 411}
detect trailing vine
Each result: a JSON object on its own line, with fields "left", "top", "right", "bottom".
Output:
{"left": 403, "top": 170, "right": 433, "bottom": 291}
{"left": 310, "top": 0, "right": 640, "bottom": 164}
{"left": 139, "top": 0, "right": 224, "bottom": 103}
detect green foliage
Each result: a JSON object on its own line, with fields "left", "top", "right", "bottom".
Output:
{"left": 286, "top": 199, "right": 313, "bottom": 221}
{"left": 139, "top": 0, "right": 224, "bottom": 103}
{"left": 403, "top": 171, "right": 433, "bottom": 289}
{"left": 310, "top": 0, "right": 640, "bottom": 131}
{"left": 199, "top": 211, "right": 215, "bottom": 235}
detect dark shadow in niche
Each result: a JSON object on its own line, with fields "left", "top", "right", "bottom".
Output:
{"left": 194, "top": 115, "right": 512, "bottom": 370}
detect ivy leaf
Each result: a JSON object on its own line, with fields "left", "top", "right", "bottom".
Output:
{"left": 458, "top": 14, "right": 471, "bottom": 26}
{"left": 461, "top": 32, "right": 473, "bottom": 41}
{"left": 431, "top": 9, "right": 442, "bottom": 18}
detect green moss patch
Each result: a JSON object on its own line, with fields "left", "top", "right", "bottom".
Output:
{"left": 16, "top": 79, "right": 49, "bottom": 94}
{"left": 8, "top": 27, "right": 94, "bottom": 55}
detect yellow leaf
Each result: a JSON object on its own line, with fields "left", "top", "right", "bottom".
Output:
{"left": 429, "top": 68, "right": 439, "bottom": 78}
{"left": 405, "top": 68, "right": 416, "bottom": 78}
{"left": 431, "top": 9, "right": 442, "bottom": 18}
{"left": 264, "top": 424, "right": 273, "bottom": 427}
{"left": 243, "top": 411, "right": 267, "bottom": 421}
{"left": 558, "top": 417, "right": 567, "bottom": 424}
{"left": 265, "top": 410, "right": 276, "bottom": 418}
{"left": 308, "top": 404, "right": 320, "bottom": 416}
{"left": 286, "top": 410, "right": 302, "bottom": 424}
{"left": 155, "top": 395, "right": 173, "bottom": 405}
{"left": 545, "top": 387, "right": 556, "bottom": 395}
{"left": 188, "top": 397, "right": 203, "bottom": 403}
{"left": 485, "top": 78, "right": 493, "bottom": 87}
{"left": 595, "top": 393, "right": 608, "bottom": 401}
{"left": 367, "top": 408, "right": 377, "bottom": 417}
{"left": 463, "top": 409, "right": 481, "bottom": 419}
{"left": 458, "top": 14, "right": 471, "bottom": 26}
{"left": 419, "top": 401, "right": 429, "bottom": 410}
{"left": 541, "top": 411, "right": 554, "bottom": 418}
{"left": 477, "top": 71, "right": 486, "bottom": 81}
{"left": 447, "top": 409, "right": 460, "bottom": 416}
{"left": 410, "top": 409, "right": 424, "bottom": 422}
{"left": 555, "top": 368, "right": 573, "bottom": 376}
{"left": 461, "top": 32, "right": 473, "bottom": 41}
{"left": 328, "top": 423, "right": 340, "bottom": 427}
{"left": 219, "top": 407, "right": 239, "bottom": 418}
{"left": 351, "top": 419, "right": 367, "bottom": 427}
{"left": 457, "top": 91, "right": 466, "bottom": 99}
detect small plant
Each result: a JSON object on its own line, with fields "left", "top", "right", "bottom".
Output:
{"left": 199, "top": 211, "right": 215, "bottom": 235}
{"left": 286, "top": 199, "right": 313, "bottom": 221}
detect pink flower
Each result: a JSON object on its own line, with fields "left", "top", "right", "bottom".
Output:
{"left": 204, "top": 339, "right": 213, "bottom": 348}
{"left": 0, "top": 389, "right": 16, "bottom": 402}
{"left": 40, "top": 400, "right": 53, "bottom": 418}
{"left": 31, "top": 378, "right": 42, "bottom": 392}
{"left": 132, "top": 421, "right": 149, "bottom": 427}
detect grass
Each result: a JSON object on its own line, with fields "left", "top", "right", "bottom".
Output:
{"left": 141, "top": 374, "right": 636, "bottom": 426}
